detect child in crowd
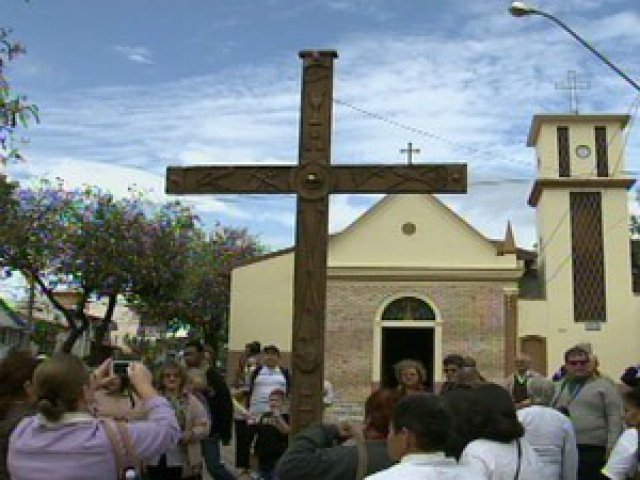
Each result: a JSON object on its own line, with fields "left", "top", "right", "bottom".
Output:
{"left": 254, "top": 389, "right": 290, "bottom": 480}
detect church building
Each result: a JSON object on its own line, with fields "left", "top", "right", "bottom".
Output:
{"left": 228, "top": 112, "right": 639, "bottom": 416}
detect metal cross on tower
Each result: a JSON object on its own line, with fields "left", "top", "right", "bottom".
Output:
{"left": 555, "top": 70, "right": 590, "bottom": 114}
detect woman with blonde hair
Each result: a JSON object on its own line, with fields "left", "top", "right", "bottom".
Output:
{"left": 8, "top": 353, "right": 179, "bottom": 480}
{"left": 147, "top": 359, "right": 210, "bottom": 480}
{"left": 394, "top": 359, "right": 428, "bottom": 396}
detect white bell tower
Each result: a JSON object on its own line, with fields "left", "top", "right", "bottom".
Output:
{"left": 520, "top": 113, "right": 638, "bottom": 374}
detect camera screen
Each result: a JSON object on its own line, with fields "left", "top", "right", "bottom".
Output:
{"left": 112, "top": 361, "right": 129, "bottom": 376}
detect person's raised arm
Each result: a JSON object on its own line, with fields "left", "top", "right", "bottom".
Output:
{"left": 121, "top": 362, "right": 180, "bottom": 460}
{"left": 276, "top": 424, "right": 358, "bottom": 480}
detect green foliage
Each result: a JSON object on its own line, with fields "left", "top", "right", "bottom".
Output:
{"left": 0, "top": 180, "right": 200, "bottom": 351}
{"left": 0, "top": 180, "right": 265, "bottom": 351}
{"left": 130, "top": 224, "right": 265, "bottom": 344}
{"left": 0, "top": 26, "right": 38, "bottom": 165}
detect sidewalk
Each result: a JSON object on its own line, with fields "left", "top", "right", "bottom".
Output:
{"left": 201, "top": 440, "right": 241, "bottom": 480}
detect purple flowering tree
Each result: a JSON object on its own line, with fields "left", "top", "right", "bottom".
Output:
{"left": 131, "top": 224, "right": 265, "bottom": 349}
{"left": 0, "top": 180, "right": 198, "bottom": 353}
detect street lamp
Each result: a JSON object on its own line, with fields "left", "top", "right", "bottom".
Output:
{"left": 509, "top": 1, "right": 640, "bottom": 93}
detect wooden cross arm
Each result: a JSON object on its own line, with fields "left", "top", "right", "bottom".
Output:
{"left": 166, "top": 166, "right": 296, "bottom": 194}
{"left": 330, "top": 164, "right": 466, "bottom": 193}
{"left": 166, "top": 164, "right": 466, "bottom": 195}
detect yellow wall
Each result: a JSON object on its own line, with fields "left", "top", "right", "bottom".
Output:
{"left": 228, "top": 252, "right": 294, "bottom": 352}
{"left": 329, "top": 194, "right": 516, "bottom": 269}
{"left": 519, "top": 114, "right": 640, "bottom": 377}
{"left": 229, "top": 194, "right": 521, "bottom": 361}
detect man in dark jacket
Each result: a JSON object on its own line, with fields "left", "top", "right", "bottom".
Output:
{"left": 184, "top": 340, "right": 234, "bottom": 480}
{"left": 276, "top": 388, "right": 399, "bottom": 480}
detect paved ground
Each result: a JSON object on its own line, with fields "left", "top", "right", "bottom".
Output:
{"left": 201, "top": 439, "right": 242, "bottom": 479}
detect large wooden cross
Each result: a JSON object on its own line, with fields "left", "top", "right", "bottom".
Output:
{"left": 166, "top": 50, "right": 467, "bottom": 434}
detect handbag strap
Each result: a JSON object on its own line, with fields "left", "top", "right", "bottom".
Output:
{"left": 100, "top": 419, "right": 142, "bottom": 478}
{"left": 100, "top": 419, "right": 125, "bottom": 479}
{"left": 115, "top": 421, "right": 142, "bottom": 473}
{"left": 514, "top": 438, "right": 522, "bottom": 480}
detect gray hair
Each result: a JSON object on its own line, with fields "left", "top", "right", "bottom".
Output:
{"left": 527, "top": 377, "right": 556, "bottom": 406}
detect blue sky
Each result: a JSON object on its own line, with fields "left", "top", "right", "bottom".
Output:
{"left": 2, "top": 0, "right": 639, "bottom": 297}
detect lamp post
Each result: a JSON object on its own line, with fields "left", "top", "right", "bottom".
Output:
{"left": 509, "top": 1, "right": 640, "bottom": 93}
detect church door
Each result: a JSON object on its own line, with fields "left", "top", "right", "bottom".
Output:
{"left": 378, "top": 296, "right": 437, "bottom": 390}
{"left": 381, "top": 327, "right": 434, "bottom": 389}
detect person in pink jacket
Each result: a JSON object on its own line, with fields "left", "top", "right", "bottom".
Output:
{"left": 8, "top": 354, "right": 180, "bottom": 480}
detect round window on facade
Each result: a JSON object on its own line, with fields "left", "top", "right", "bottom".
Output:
{"left": 401, "top": 222, "right": 416, "bottom": 236}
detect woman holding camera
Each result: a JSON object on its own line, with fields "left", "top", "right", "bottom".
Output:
{"left": 147, "top": 359, "right": 210, "bottom": 480}
{"left": 92, "top": 368, "right": 148, "bottom": 422}
{"left": 7, "top": 353, "right": 180, "bottom": 480}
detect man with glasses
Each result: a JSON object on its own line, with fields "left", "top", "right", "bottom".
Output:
{"left": 551, "top": 345, "right": 623, "bottom": 480}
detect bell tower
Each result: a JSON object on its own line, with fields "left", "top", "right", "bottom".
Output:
{"left": 527, "top": 114, "right": 635, "bottom": 328}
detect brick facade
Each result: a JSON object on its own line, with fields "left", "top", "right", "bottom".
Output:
{"left": 324, "top": 279, "right": 510, "bottom": 419}
{"left": 229, "top": 278, "right": 512, "bottom": 422}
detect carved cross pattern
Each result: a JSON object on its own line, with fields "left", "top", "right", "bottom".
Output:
{"left": 166, "top": 50, "right": 467, "bottom": 434}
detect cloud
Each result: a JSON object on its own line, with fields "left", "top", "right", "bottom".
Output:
{"left": 113, "top": 45, "right": 154, "bottom": 64}
{"left": 6, "top": 2, "right": 639, "bottom": 254}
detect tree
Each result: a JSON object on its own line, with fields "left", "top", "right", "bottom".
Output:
{"left": 0, "top": 180, "right": 198, "bottom": 353}
{"left": 1, "top": 26, "right": 38, "bottom": 165}
{"left": 132, "top": 225, "right": 265, "bottom": 348}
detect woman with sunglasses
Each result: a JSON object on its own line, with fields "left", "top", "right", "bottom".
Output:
{"left": 147, "top": 360, "right": 210, "bottom": 480}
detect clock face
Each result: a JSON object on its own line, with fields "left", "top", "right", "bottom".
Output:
{"left": 575, "top": 145, "right": 592, "bottom": 159}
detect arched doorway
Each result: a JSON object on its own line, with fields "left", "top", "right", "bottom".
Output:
{"left": 377, "top": 296, "right": 437, "bottom": 390}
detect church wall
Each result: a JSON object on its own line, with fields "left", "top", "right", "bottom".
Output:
{"left": 521, "top": 188, "right": 640, "bottom": 378}
{"left": 534, "top": 119, "right": 627, "bottom": 178}
{"left": 329, "top": 194, "right": 516, "bottom": 269}
{"left": 228, "top": 252, "right": 294, "bottom": 353}
{"left": 323, "top": 278, "right": 513, "bottom": 420}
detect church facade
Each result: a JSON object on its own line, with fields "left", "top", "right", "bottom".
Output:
{"left": 227, "top": 112, "right": 640, "bottom": 416}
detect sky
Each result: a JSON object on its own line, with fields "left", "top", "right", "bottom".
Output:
{"left": 1, "top": 0, "right": 639, "bottom": 299}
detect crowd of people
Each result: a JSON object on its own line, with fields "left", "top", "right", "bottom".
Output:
{"left": 1, "top": 340, "right": 640, "bottom": 480}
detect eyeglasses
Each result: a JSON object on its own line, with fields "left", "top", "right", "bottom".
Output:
{"left": 443, "top": 368, "right": 459, "bottom": 373}
{"left": 164, "top": 372, "right": 181, "bottom": 378}
{"left": 568, "top": 359, "right": 589, "bottom": 366}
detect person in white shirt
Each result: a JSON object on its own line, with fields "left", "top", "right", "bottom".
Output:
{"left": 365, "top": 393, "right": 480, "bottom": 480}
{"left": 241, "top": 344, "right": 290, "bottom": 478}
{"left": 445, "top": 384, "right": 543, "bottom": 480}
{"left": 517, "top": 377, "right": 578, "bottom": 480}
{"left": 602, "top": 387, "right": 640, "bottom": 479}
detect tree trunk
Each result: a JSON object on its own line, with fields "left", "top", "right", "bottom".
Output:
{"left": 90, "top": 294, "right": 118, "bottom": 364}
{"left": 61, "top": 323, "right": 87, "bottom": 353}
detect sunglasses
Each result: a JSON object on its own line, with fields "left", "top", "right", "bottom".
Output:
{"left": 568, "top": 359, "right": 589, "bottom": 366}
